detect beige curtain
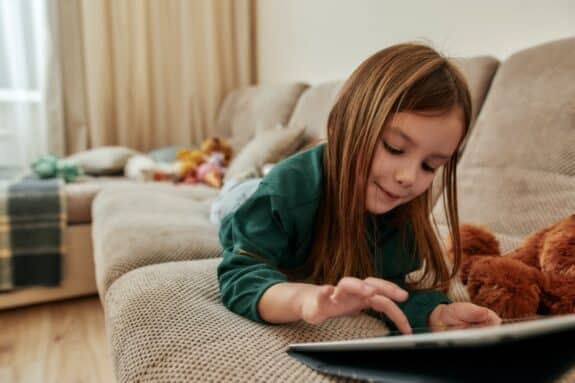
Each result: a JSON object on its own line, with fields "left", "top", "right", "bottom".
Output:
{"left": 54, "top": 0, "right": 256, "bottom": 155}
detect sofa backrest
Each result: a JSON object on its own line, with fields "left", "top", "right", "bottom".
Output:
{"left": 450, "top": 56, "right": 500, "bottom": 152}
{"left": 286, "top": 80, "right": 344, "bottom": 145}
{"left": 432, "top": 37, "right": 575, "bottom": 250}
{"left": 213, "top": 83, "right": 309, "bottom": 151}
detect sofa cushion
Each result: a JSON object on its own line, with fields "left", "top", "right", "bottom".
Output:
{"left": 450, "top": 56, "right": 500, "bottom": 152}
{"left": 104, "top": 258, "right": 389, "bottom": 382}
{"left": 224, "top": 124, "right": 305, "bottom": 181}
{"left": 286, "top": 81, "right": 344, "bottom": 145}
{"left": 434, "top": 40, "right": 575, "bottom": 306}
{"left": 92, "top": 185, "right": 222, "bottom": 296}
{"left": 214, "top": 83, "right": 309, "bottom": 151}
{"left": 65, "top": 177, "right": 218, "bottom": 224}
{"left": 451, "top": 57, "right": 499, "bottom": 126}
{"left": 432, "top": 38, "right": 575, "bottom": 256}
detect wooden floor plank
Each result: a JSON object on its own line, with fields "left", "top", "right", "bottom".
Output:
{"left": 0, "top": 296, "right": 115, "bottom": 383}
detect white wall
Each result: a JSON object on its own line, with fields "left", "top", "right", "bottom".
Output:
{"left": 257, "top": 0, "right": 575, "bottom": 84}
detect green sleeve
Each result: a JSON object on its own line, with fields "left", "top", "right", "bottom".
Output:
{"left": 217, "top": 184, "right": 291, "bottom": 324}
{"left": 389, "top": 275, "right": 451, "bottom": 330}
{"left": 379, "top": 224, "right": 450, "bottom": 330}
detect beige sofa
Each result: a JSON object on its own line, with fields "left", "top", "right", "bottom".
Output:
{"left": 53, "top": 38, "right": 575, "bottom": 381}
{"left": 0, "top": 82, "right": 309, "bottom": 310}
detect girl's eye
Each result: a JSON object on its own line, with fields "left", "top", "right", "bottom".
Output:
{"left": 383, "top": 141, "right": 403, "bottom": 155}
{"left": 422, "top": 163, "right": 437, "bottom": 173}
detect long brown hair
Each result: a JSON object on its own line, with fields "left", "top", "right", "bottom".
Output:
{"left": 305, "top": 43, "right": 471, "bottom": 291}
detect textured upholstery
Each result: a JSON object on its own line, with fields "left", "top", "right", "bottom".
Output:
{"left": 224, "top": 125, "right": 306, "bottom": 181}
{"left": 214, "top": 82, "right": 309, "bottom": 151}
{"left": 92, "top": 185, "right": 221, "bottom": 297}
{"left": 106, "top": 259, "right": 388, "bottom": 382}
{"left": 451, "top": 56, "right": 499, "bottom": 127}
{"left": 106, "top": 259, "right": 575, "bottom": 383}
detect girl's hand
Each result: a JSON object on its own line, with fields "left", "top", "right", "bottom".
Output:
{"left": 428, "top": 302, "right": 502, "bottom": 331}
{"left": 299, "top": 277, "right": 412, "bottom": 334}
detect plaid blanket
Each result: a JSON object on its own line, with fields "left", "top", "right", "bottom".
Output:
{"left": 0, "top": 177, "right": 65, "bottom": 291}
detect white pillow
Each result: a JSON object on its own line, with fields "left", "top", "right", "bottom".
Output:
{"left": 66, "top": 146, "right": 141, "bottom": 175}
{"left": 224, "top": 125, "right": 305, "bottom": 181}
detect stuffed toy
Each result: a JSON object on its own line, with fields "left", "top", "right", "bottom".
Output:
{"left": 124, "top": 137, "right": 233, "bottom": 187}
{"left": 32, "top": 154, "right": 82, "bottom": 182}
{"left": 124, "top": 154, "right": 181, "bottom": 182}
{"left": 447, "top": 215, "right": 575, "bottom": 319}
{"left": 177, "top": 137, "right": 233, "bottom": 188}
{"left": 191, "top": 152, "right": 225, "bottom": 188}
{"left": 199, "top": 137, "right": 233, "bottom": 167}
{"left": 176, "top": 149, "right": 205, "bottom": 180}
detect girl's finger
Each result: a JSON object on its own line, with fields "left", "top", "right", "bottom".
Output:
{"left": 369, "top": 295, "right": 412, "bottom": 335}
{"left": 364, "top": 277, "right": 409, "bottom": 302}
{"left": 318, "top": 285, "right": 335, "bottom": 301}
{"left": 440, "top": 304, "right": 469, "bottom": 327}
{"left": 331, "top": 277, "right": 375, "bottom": 301}
{"left": 485, "top": 309, "right": 502, "bottom": 326}
{"left": 454, "top": 303, "right": 491, "bottom": 323}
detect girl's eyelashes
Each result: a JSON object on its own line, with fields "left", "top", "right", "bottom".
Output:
{"left": 388, "top": 141, "right": 437, "bottom": 173}
{"left": 383, "top": 140, "right": 437, "bottom": 173}
{"left": 383, "top": 141, "right": 403, "bottom": 155}
{"left": 422, "top": 163, "right": 437, "bottom": 173}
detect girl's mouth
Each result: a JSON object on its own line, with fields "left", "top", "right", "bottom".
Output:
{"left": 376, "top": 182, "right": 401, "bottom": 201}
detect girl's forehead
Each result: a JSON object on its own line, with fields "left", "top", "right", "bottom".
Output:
{"left": 385, "top": 110, "right": 464, "bottom": 154}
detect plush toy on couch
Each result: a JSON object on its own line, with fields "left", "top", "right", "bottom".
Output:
{"left": 446, "top": 215, "right": 575, "bottom": 319}
{"left": 125, "top": 137, "right": 233, "bottom": 187}
{"left": 177, "top": 137, "right": 233, "bottom": 188}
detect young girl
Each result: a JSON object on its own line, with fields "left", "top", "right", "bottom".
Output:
{"left": 217, "top": 43, "right": 501, "bottom": 335}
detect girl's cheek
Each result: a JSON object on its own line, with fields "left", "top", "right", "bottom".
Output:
{"left": 418, "top": 176, "right": 435, "bottom": 194}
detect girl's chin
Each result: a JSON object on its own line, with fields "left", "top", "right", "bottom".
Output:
{"left": 366, "top": 201, "right": 394, "bottom": 215}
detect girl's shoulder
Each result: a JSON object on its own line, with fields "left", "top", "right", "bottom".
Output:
{"left": 260, "top": 144, "right": 325, "bottom": 209}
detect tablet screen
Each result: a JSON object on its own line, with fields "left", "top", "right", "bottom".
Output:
{"left": 386, "top": 314, "right": 546, "bottom": 336}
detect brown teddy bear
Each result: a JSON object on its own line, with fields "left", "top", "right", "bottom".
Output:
{"left": 446, "top": 215, "right": 575, "bottom": 319}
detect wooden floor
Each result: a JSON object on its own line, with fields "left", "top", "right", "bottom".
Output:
{"left": 0, "top": 296, "right": 115, "bottom": 383}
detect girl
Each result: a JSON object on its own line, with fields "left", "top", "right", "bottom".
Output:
{"left": 217, "top": 43, "right": 501, "bottom": 335}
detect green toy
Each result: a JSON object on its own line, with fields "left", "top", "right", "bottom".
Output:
{"left": 31, "top": 155, "right": 82, "bottom": 182}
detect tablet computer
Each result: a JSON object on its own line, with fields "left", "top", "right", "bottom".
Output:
{"left": 288, "top": 313, "right": 575, "bottom": 352}
{"left": 288, "top": 314, "right": 575, "bottom": 382}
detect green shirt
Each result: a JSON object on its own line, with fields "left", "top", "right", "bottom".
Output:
{"left": 217, "top": 144, "right": 450, "bottom": 329}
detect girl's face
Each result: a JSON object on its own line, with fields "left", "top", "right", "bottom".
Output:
{"left": 366, "top": 108, "right": 464, "bottom": 215}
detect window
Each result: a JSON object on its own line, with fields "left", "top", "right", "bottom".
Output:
{"left": 0, "top": 0, "right": 50, "bottom": 178}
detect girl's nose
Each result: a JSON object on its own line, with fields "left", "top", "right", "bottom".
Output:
{"left": 394, "top": 166, "right": 416, "bottom": 187}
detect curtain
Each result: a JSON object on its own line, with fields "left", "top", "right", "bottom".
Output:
{"left": 0, "top": 0, "right": 62, "bottom": 172}
{"left": 55, "top": 0, "right": 257, "bottom": 155}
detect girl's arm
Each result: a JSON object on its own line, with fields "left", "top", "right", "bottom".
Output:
{"left": 258, "top": 277, "right": 412, "bottom": 334}
{"left": 257, "top": 282, "right": 317, "bottom": 323}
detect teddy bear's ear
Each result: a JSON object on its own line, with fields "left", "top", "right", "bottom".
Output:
{"left": 449, "top": 224, "right": 500, "bottom": 284}
{"left": 448, "top": 224, "right": 500, "bottom": 262}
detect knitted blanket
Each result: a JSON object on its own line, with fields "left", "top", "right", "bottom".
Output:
{"left": 0, "top": 177, "right": 65, "bottom": 291}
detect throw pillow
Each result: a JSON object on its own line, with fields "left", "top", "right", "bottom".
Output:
{"left": 148, "top": 146, "right": 185, "bottom": 163}
{"left": 66, "top": 146, "right": 141, "bottom": 175}
{"left": 224, "top": 125, "right": 305, "bottom": 181}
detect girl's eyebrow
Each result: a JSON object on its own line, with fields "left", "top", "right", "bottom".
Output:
{"left": 389, "top": 126, "right": 452, "bottom": 160}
